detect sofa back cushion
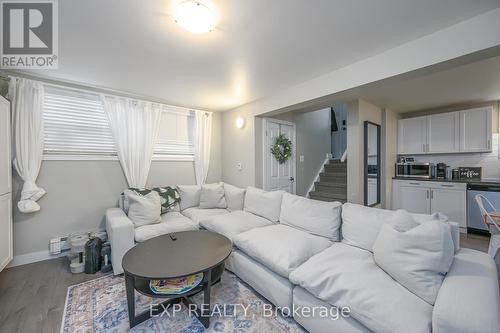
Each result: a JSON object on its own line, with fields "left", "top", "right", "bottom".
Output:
{"left": 199, "top": 183, "right": 227, "bottom": 209}
{"left": 341, "top": 203, "right": 459, "bottom": 252}
{"left": 124, "top": 190, "right": 162, "bottom": 227}
{"left": 223, "top": 183, "right": 246, "bottom": 211}
{"left": 373, "top": 218, "right": 455, "bottom": 305}
{"left": 280, "top": 193, "right": 341, "bottom": 241}
{"left": 177, "top": 185, "right": 201, "bottom": 211}
{"left": 244, "top": 187, "right": 283, "bottom": 223}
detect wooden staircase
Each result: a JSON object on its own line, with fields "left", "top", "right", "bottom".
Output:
{"left": 308, "top": 160, "right": 347, "bottom": 203}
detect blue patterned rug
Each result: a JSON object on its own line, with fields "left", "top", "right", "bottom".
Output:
{"left": 61, "top": 271, "right": 305, "bottom": 332}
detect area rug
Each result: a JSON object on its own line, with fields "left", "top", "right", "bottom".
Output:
{"left": 61, "top": 271, "right": 305, "bottom": 332}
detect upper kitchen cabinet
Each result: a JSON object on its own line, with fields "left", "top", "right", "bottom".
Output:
{"left": 397, "top": 106, "right": 492, "bottom": 154}
{"left": 427, "top": 112, "right": 460, "bottom": 153}
{"left": 397, "top": 116, "right": 427, "bottom": 154}
{"left": 460, "top": 107, "right": 492, "bottom": 152}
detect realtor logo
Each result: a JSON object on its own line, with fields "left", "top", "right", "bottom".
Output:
{"left": 1, "top": 0, "right": 58, "bottom": 69}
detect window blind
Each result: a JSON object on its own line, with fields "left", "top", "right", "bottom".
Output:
{"left": 154, "top": 107, "right": 195, "bottom": 156}
{"left": 42, "top": 85, "right": 196, "bottom": 158}
{"left": 43, "top": 86, "right": 116, "bottom": 156}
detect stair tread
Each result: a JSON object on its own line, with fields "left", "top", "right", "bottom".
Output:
{"left": 310, "top": 191, "right": 347, "bottom": 199}
{"left": 315, "top": 181, "right": 347, "bottom": 187}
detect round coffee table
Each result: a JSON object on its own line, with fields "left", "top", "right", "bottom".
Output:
{"left": 122, "top": 230, "right": 232, "bottom": 328}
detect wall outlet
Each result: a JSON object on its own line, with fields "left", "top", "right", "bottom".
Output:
{"left": 299, "top": 155, "right": 304, "bottom": 162}
{"left": 236, "top": 162, "right": 242, "bottom": 171}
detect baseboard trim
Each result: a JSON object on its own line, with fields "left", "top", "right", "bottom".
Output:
{"left": 7, "top": 250, "right": 65, "bottom": 268}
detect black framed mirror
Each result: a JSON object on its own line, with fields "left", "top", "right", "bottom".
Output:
{"left": 364, "top": 121, "right": 381, "bottom": 206}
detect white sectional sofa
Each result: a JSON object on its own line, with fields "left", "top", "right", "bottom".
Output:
{"left": 105, "top": 183, "right": 500, "bottom": 333}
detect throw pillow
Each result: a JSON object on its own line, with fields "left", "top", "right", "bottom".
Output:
{"left": 124, "top": 190, "right": 162, "bottom": 227}
{"left": 199, "top": 183, "right": 227, "bottom": 209}
{"left": 177, "top": 185, "right": 202, "bottom": 211}
{"left": 223, "top": 183, "right": 246, "bottom": 211}
{"left": 244, "top": 187, "right": 284, "bottom": 223}
{"left": 152, "top": 186, "right": 181, "bottom": 213}
{"left": 373, "top": 218, "right": 455, "bottom": 305}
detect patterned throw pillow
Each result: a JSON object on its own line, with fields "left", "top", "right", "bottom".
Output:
{"left": 152, "top": 186, "right": 181, "bottom": 213}
{"left": 126, "top": 187, "right": 181, "bottom": 214}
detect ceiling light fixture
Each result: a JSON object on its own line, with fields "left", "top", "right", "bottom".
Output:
{"left": 173, "top": 1, "right": 216, "bottom": 34}
{"left": 235, "top": 117, "right": 245, "bottom": 129}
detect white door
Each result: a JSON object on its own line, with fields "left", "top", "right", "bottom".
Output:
{"left": 397, "top": 186, "right": 430, "bottom": 214}
{"left": 0, "top": 193, "right": 12, "bottom": 271}
{"left": 460, "top": 107, "right": 492, "bottom": 152}
{"left": 427, "top": 112, "right": 460, "bottom": 153}
{"left": 431, "top": 188, "right": 466, "bottom": 229}
{"left": 0, "top": 97, "right": 10, "bottom": 196}
{"left": 264, "top": 119, "right": 296, "bottom": 193}
{"left": 398, "top": 116, "right": 427, "bottom": 154}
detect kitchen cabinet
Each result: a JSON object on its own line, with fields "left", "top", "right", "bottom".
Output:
{"left": 427, "top": 112, "right": 460, "bottom": 153}
{"left": 397, "top": 185, "right": 430, "bottom": 214}
{"left": 397, "top": 107, "right": 492, "bottom": 154}
{"left": 398, "top": 116, "right": 427, "bottom": 154}
{"left": 460, "top": 107, "right": 492, "bottom": 152}
{"left": 392, "top": 180, "right": 467, "bottom": 231}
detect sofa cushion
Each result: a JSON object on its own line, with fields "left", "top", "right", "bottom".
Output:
{"left": 177, "top": 185, "right": 201, "bottom": 211}
{"left": 124, "top": 190, "right": 162, "bottom": 227}
{"left": 181, "top": 207, "right": 229, "bottom": 227}
{"left": 280, "top": 192, "right": 341, "bottom": 241}
{"left": 200, "top": 210, "right": 273, "bottom": 242}
{"left": 341, "top": 203, "right": 458, "bottom": 252}
{"left": 244, "top": 187, "right": 283, "bottom": 222}
{"left": 134, "top": 212, "right": 197, "bottom": 242}
{"left": 289, "top": 243, "right": 433, "bottom": 333}
{"left": 224, "top": 183, "right": 246, "bottom": 211}
{"left": 373, "top": 219, "right": 455, "bottom": 305}
{"left": 199, "top": 183, "right": 227, "bottom": 209}
{"left": 233, "top": 224, "right": 332, "bottom": 278}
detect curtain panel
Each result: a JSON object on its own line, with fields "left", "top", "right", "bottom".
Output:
{"left": 194, "top": 111, "right": 212, "bottom": 185}
{"left": 9, "top": 77, "right": 46, "bottom": 213}
{"left": 103, "top": 96, "right": 162, "bottom": 188}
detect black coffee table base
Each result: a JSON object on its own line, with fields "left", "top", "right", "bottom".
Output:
{"left": 125, "top": 265, "right": 223, "bottom": 328}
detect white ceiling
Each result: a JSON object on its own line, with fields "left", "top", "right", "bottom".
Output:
{"left": 31, "top": 0, "right": 500, "bottom": 111}
{"left": 356, "top": 55, "right": 500, "bottom": 113}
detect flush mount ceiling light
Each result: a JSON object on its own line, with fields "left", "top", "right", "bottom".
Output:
{"left": 173, "top": 1, "right": 216, "bottom": 34}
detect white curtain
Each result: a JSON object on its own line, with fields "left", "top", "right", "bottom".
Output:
{"left": 9, "top": 77, "right": 46, "bottom": 213}
{"left": 103, "top": 96, "right": 162, "bottom": 188}
{"left": 194, "top": 111, "right": 212, "bottom": 185}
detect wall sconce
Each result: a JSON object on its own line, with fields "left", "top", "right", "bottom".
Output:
{"left": 235, "top": 116, "right": 245, "bottom": 129}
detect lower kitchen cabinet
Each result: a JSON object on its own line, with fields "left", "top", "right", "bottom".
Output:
{"left": 392, "top": 180, "right": 467, "bottom": 232}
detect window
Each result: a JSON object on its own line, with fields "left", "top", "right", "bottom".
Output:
{"left": 42, "top": 85, "right": 196, "bottom": 160}
{"left": 43, "top": 86, "right": 116, "bottom": 157}
{"left": 154, "top": 106, "right": 195, "bottom": 159}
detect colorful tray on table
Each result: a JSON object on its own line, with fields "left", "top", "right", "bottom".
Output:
{"left": 149, "top": 273, "right": 204, "bottom": 295}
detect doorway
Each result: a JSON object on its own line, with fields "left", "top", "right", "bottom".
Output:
{"left": 263, "top": 118, "right": 296, "bottom": 193}
{"left": 331, "top": 104, "right": 347, "bottom": 160}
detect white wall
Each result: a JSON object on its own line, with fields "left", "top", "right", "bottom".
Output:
{"left": 271, "top": 109, "right": 331, "bottom": 196}
{"left": 220, "top": 9, "right": 500, "bottom": 187}
{"left": 11, "top": 113, "right": 222, "bottom": 258}
{"left": 381, "top": 108, "right": 399, "bottom": 209}
{"left": 347, "top": 99, "right": 383, "bottom": 204}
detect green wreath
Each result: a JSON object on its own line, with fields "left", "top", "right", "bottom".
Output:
{"left": 271, "top": 134, "right": 292, "bottom": 164}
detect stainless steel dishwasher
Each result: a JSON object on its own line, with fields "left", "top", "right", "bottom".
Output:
{"left": 467, "top": 183, "right": 500, "bottom": 234}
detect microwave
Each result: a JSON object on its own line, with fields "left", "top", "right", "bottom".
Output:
{"left": 395, "top": 162, "right": 434, "bottom": 179}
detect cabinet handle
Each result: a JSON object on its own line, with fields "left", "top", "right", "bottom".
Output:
{"left": 427, "top": 190, "right": 429, "bottom": 199}
{"left": 409, "top": 182, "right": 421, "bottom": 185}
{"left": 441, "top": 184, "right": 455, "bottom": 188}
{"left": 427, "top": 143, "right": 430, "bottom": 152}
{"left": 423, "top": 143, "right": 426, "bottom": 152}
{"left": 488, "top": 140, "right": 491, "bottom": 150}
{"left": 430, "top": 190, "right": 434, "bottom": 199}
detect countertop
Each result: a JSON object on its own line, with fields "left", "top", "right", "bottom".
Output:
{"left": 392, "top": 177, "right": 500, "bottom": 186}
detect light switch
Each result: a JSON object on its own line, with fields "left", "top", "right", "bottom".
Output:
{"left": 299, "top": 155, "right": 304, "bottom": 162}
{"left": 236, "top": 162, "right": 242, "bottom": 171}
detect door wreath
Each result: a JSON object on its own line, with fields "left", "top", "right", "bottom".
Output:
{"left": 271, "top": 134, "right": 292, "bottom": 164}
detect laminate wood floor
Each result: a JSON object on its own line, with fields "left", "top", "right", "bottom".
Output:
{"left": 0, "top": 234, "right": 494, "bottom": 333}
